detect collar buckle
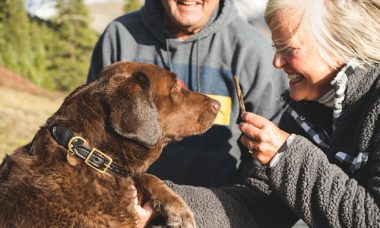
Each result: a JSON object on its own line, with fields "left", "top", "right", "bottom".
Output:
{"left": 84, "top": 148, "right": 113, "bottom": 174}
{"left": 51, "top": 125, "right": 129, "bottom": 177}
{"left": 67, "top": 136, "right": 113, "bottom": 174}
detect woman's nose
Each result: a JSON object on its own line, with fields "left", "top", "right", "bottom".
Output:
{"left": 273, "top": 51, "right": 286, "bottom": 69}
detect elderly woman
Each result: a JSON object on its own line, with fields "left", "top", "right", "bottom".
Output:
{"left": 137, "top": 0, "right": 380, "bottom": 227}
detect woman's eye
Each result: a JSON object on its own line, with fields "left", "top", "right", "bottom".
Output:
{"left": 282, "top": 47, "right": 296, "bottom": 55}
{"left": 272, "top": 43, "right": 297, "bottom": 55}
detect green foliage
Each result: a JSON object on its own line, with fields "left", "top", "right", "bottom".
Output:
{"left": 0, "top": 0, "right": 33, "bottom": 78}
{"left": 124, "top": 0, "right": 142, "bottom": 13}
{"left": 49, "top": 0, "right": 97, "bottom": 91}
{"left": 0, "top": 0, "right": 98, "bottom": 92}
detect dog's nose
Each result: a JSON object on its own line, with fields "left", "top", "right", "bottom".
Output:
{"left": 211, "top": 100, "right": 221, "bottom": 113}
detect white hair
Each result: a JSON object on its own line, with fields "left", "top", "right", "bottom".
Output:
{"left": 265, "top": 0, "right": 380, "bottom": 68}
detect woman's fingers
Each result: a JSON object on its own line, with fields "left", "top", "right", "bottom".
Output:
{"left": 239, "top": 112, "right": 290, "bottom": 165}
{"left": 239, "top": 121, "right": 260, "bottom": 141}
{"left": 239, "top": 112, "right": 271, "bottom": 142}
{"left": 241, "top": 112, "right": 267, "bottom": 129}
{"left": 240, "top": 134, "right": 259, "bottom": 151}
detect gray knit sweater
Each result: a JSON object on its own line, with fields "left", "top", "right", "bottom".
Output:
{"left": 168, "top": 64, "right": 380, "bottom": 227}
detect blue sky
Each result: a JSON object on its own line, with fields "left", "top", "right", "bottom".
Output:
{"left": 24, "top": 0, "right": 120, "bottom": 19}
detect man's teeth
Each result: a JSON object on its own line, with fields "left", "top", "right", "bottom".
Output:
{"left": 287, "top": 73, "right": 303, "bottom": 82}
{"left": 180, "top": 1, "right": 197, "bottom": 6}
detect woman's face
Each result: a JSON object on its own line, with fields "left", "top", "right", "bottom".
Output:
{"left": 270, "top": 11, "right": 340, "bottom": 101}
{"left": 161, "top": 0, "right": 220, "bottom": 36}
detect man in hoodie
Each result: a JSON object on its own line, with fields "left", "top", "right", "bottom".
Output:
{"left": 87, "top": 0, "right": 288, "bottom": 187}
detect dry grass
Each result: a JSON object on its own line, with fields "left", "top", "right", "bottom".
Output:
{"left": 0, "top": 85, "right": 64, "bottom": 163}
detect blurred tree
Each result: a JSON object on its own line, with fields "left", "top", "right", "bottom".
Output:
{"left": 123, "top": 0, "right": 142, "bottom": 13}
{"left": 0, "top": 0, "right": 33, "bottom": 80}
{"left": 0, "top": 0, "right": 97, "bottom": 92}
{"left": 0, "top": 0, "right": 6, "bottom": 65}
{"left": 29, "top": 17, "right": 55, "bottom": 89}
{"left": 49, "top": 0, "right": 97, "bottom": 91}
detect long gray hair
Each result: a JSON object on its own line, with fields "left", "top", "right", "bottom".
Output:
{"left": 265, "top": 0, "right": 380, "bottom": 68}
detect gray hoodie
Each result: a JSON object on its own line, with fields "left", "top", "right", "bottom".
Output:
{"left": 87, "top": 0, "right": 288, "bottom": 187}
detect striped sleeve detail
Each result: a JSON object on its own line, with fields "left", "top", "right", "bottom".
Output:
{"left": 286, "top": 108, "right": 330, "bottom": 148}
{"left": 335, "top": 151, "right": 369, "bottom": 173}
{"left": 330, "top": 61, "right": 358, "bottom": 130}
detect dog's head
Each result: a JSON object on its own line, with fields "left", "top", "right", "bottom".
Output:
{"left": 46, "top": 61, "right": 219, "bottom": 174}
{"left": 101, "top": 61, "right": 220, "bottom": 147}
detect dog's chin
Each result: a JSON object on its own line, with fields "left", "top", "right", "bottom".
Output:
{"left": 167, "top": 126, "right": 213, "bottom": 142}
{"left": 198, "top": 114, "right": 218, "bottom": 129}
{"left": 167, "top": 135, "right": 185, "bottom": 142}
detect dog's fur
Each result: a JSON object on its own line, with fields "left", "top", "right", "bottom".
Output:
{"left": 0, "top": 61, "right": 220, "bottom": 227}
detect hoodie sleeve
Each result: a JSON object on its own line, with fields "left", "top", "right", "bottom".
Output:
{"left": 87, "top": 32, "right": 110, "bottom": 83}
{"left": 269, "top": 134, "right": 380, "bottom": 227}
{"left": 86, "top": 21, "right": 122, "bottom": 83}
{"left": 244, "top": 58, "right": 287, "bottom": 125}
{"left": 232, "top": 23, "right": 288, "bottom": 125}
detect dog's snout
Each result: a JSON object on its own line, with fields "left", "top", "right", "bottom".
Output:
{"left": 211, "top": 100, "right": 221, "bottom": 113}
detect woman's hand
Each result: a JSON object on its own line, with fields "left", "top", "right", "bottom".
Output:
{"left": 132, "top": 186, "right": 158, "bottom": 228}
{"left": 239, "top": 112, "right": 290, "bottom": 165}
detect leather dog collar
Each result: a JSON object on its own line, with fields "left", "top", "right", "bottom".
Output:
{"left": 50, "top": 125, "right": 130, "bottom": 177}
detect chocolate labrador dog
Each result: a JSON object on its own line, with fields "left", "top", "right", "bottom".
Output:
{"left": 0, "top": 61, "right": 220, "bottom": 227}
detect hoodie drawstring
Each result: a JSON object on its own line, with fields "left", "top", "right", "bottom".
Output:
{"left": 195, "top": 40, "right": 201, "bottom": 92}
{"left": 165, "top": 38, "right": 201, "bottom": 92}
{"left": 165, "top": 39, "right": 173, "bottom": 72}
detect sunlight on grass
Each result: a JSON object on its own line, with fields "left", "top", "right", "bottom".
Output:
{"left": 0, "top": 87, "right": 63, "bottom": 162}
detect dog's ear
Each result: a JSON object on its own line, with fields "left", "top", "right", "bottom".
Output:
{"left": 108, "top": 72, "right": 162, "bottom": 147}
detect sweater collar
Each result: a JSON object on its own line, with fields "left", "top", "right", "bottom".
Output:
{"left": 345, "top": 64, "right": 380, "bottom": 106}
{"left": 316, "top": 89, "right": 334, "bottom": 108}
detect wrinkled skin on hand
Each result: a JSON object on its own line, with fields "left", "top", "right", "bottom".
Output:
{"left": 239, "top": 112, "right": 290, "bottom": 165}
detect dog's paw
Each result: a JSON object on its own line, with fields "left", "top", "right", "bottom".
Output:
{"left": 137, "top": 174, "right": 196, "bottom": 227}
{"left": 166, "top": 208, "right": 195, "bottom": 228}
{"left": 153, "top": 201, "right": 196, "bottom": 228}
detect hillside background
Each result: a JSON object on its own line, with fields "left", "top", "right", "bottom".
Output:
{"left": 0, "top": 67, "right": 63, "bottom": 161}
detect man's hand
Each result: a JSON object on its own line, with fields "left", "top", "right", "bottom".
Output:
{"left": 239, "top": 112, "right": 289, "bottom": 165}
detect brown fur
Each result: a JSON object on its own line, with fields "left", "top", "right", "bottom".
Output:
{"left": 0, "top": 62, "right": 220, "bottom": 227}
